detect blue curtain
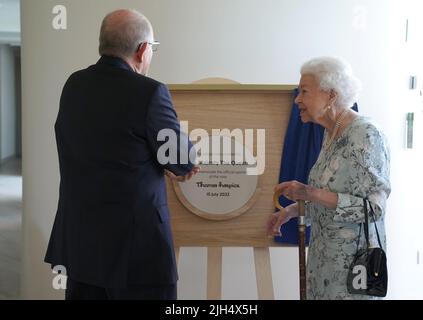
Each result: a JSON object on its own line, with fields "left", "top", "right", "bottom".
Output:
{"left": 274, "top": 89, "right": 358, "bottom": 245}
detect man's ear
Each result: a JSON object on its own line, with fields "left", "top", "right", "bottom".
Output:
{"left": 135, "top": 42, "right": 148, "bottom": 63}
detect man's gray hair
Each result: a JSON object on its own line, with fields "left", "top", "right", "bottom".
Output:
{"left": 99, "top": 9, "right": 153, "bottom": 59}
{"left": 301, "top": 56, "right": 362, "bottom": 108}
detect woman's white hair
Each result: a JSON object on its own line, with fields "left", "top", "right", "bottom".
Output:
{"left": 300, "top": 56, "right": 362, "bottom": 108}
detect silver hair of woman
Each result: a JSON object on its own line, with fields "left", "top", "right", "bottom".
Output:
{"left": 324, "top": 106, "right": 349, "bottom": 149}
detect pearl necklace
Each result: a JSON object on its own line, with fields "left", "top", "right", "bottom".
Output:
{"left": 324, "top": 108, "right": 349, "bottom": 149}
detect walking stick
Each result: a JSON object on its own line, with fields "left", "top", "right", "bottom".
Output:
{"left": 297, "top": 200, "right": 307, "bottom": 300}
{"left": 273, "top": 193, "right": 307, "bottom": 300}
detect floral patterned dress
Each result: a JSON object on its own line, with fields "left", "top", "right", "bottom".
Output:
{"left": 306, "top": 116, "right": 391, "bottom": 300}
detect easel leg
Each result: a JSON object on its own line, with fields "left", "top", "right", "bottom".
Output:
{"left": 207, "top": 247, "right": 222, "bottom": 300}
{"left": 254, "top": 247, "right": 274, "bottom": 300}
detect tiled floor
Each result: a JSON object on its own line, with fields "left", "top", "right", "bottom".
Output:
{"left": 0, "top": 158, "right": 22, "bottom": 300}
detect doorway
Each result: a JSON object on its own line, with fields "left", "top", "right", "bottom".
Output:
{"left": 0, "top": 0, "right": 21, "bottom": 300}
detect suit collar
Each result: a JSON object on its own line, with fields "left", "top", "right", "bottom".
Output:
{"left": 97, "top": 55, "right": 134, "bottom": 72}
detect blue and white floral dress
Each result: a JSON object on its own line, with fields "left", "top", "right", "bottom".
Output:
{"left": 306, "top": 116, "right": 391, "bottom": 300}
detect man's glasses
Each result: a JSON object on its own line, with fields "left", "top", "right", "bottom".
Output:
{"left": 137, "top": 41, "right": 160, "bottom": 53}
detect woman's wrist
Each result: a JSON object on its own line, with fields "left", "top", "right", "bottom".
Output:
{"left": 305, "top": 185, "right": 318, "bottom": 202}
{"left": 305, "top": 185, "right": 338, "bottom": 209}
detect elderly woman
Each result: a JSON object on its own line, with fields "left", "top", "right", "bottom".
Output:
{"left": 268, "top": 56, "right": 391, "bottom": 299}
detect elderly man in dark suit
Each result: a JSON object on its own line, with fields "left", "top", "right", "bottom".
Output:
{"left": 45, "top": 9, "right": 199, "bottom": 300}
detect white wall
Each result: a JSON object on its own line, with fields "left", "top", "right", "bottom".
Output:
{"left": 386, "top": 1, "right": 423, "bottom": 298}
{"left": 0, "top": 44, "right": 17, "bottom": 162}
{"left": 21, "top": 0, "right": 423, "bottom": 299}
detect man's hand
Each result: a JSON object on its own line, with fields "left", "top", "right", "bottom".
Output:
{"left": 165, "top": 166, "right": 200, "bottom": 182}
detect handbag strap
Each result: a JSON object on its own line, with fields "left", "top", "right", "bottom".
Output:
{"left": 355, "top": 223, "right": 363, "bottom": 253}
{"left": 368, "top": 200, "right": 383, "bottom": 248}
{"left": 363, "top": 198, "right": 383, "bottom": 249}
{"left": 363, "top": 199, "right": 370, "bottom": 248}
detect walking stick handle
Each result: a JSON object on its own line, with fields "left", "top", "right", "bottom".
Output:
{"left": 273, "top": 191, "right": 285, "bottom": 211}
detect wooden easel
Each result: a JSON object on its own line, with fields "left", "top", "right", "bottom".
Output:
{"left": 168, "top": 79, "right": 295, "bottom": 299}
{"left": 174, "top": 246, "right": 273, "bottom": 299}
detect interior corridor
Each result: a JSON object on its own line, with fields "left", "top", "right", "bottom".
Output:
{"left": 0, "top": 158, "right": 22, "bottom": 299}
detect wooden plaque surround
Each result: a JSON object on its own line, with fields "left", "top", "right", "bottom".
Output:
{"left": 167, "top": 83, "right": 296, "bottom": 299}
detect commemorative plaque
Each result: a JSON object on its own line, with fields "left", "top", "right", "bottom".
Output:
{"left": 173, "top": 135, "right": 260, "bottom": 220}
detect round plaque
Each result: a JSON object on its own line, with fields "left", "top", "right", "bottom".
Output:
{"left": 173, "top": 135, "right": 261, "bottom": 220}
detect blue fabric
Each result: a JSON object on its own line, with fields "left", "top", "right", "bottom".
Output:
{"left": 275, "top": 89, "right": 358, "bottom": 245}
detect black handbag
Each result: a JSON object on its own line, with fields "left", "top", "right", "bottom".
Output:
{"left": 347, "top": 199, "right": 388, "bottom": 297}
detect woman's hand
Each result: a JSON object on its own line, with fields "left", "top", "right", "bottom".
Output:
{"left": 274, "top": 180, "right": 312, "bottom": 202}
{"left": 267, "top": 203, "right": 298, "bottom": 237}
{"left": 275, "top": 180, "right": 339, "bottom": 210}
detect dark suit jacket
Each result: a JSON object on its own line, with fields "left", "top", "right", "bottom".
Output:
{"left": 45, "top": 56, "right": 194, "bottom": 288}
